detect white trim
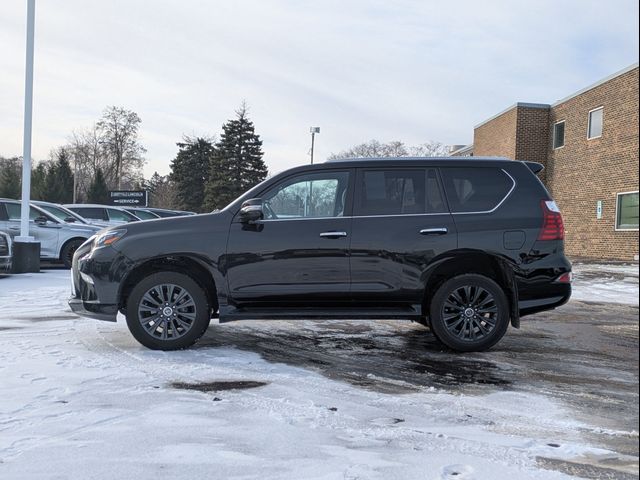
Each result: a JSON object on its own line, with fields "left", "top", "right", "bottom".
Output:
{"left": 552, "top": 63, "right": 639, "bottom": 107}
{"left": 587, "top": 106, "right": 604, "bottom": 140}
{"left": 615, "top": 190, "right": 639, "bottom": 231}
{"left": 552, "top": 120, "right": 566, "bottom": 149}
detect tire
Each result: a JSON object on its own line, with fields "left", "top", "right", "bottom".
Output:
{"left": 125, "top": 271, "right": 211, "bottom": 350}
{"left": 61, "top": 239, "right": 84, "bottom": 269}
{"left": 429, "top": 274, "right": 510, "bottom": 352}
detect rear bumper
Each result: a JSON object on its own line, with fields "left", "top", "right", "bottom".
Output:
{"left": 518, "top": 285, "right": 571, "bottom": 317}
{"left": 69, "top": 297, "right": 118, "bottom": 322}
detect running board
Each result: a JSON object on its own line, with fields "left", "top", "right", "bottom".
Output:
{"left": 219, "top": 305, "right": 423, "bottom": 322}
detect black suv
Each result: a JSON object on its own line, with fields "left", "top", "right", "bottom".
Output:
{"left": 69, "top": 157, "right": 571, "bottom": 352}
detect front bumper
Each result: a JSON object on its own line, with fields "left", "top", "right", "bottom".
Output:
{"left": 68, "top": 241, "right": 131, "bottom": 322}
{"left": 69, "top": 296, "right": 118, "bottom": 322}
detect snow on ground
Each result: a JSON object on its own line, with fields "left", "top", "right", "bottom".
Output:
{"left": 571, "top": 262, "right": 639, "bottom": 306}
{"left": 0, "top": 266, "right": 637, "bottom": 479}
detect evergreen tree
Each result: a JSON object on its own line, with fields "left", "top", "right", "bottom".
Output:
{"left": 43, "top": 148, "right": 74, "bottom": 203}
{"left": 87, "top": 168, "right": 109, "bottom": 204}
{"left": 0, "top": 157, "right": 22, "bottom": 199}
{"left": 204, "top": 104, "right": 267, "bottom": 210}
{"left": 30, "top": 162, "right": 49, "bottom": 200}
{"left": 169, "top": 137, "right": 215, "bottom": 212}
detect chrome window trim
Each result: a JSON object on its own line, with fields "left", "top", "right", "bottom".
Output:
{"left": 450, "top": 168, "right": 516, "bottom": 216}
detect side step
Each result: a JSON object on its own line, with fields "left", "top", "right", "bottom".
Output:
{"left": 219, "top": 305, "right": 423, "bottom": 322}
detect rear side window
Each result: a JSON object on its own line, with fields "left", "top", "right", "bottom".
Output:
{"left": 356, "top": 168, "right": 446, "bottom": 216}
{"left": 73, "top": 207, "right": 108, "bottom": 221}
{"left": 107, "top": 208, "right": 137, "bottom": 222}
{"left": 441, "top": 167, "right": 513, "bottom": 213}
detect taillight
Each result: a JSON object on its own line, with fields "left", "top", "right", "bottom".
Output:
{"left": 538, "top": 200, "right": 565, "bottom": 241}
{"left": 555, "top": 272, "right": 573, "bottom": 283}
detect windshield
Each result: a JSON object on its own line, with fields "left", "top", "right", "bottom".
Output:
{"left": 129, "top": 209, "right": 158, "bottom": 220}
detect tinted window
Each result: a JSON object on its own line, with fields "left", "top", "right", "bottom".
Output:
{"left": 264, "top": 171, "right": 349, "bottom": 219}
{"left": 355, "top": 169, "right": 446, "bottom": 216}
{"left": 0, "top": 204, "right": 7, "bottom": 221}
{"left": 73, "top": 207, "right": 108, "bottom": 221}
{"left": 107, "top": 208, "right": 138, "bottom": 222}
{"left": 441, "top": 167, "right": 513, "bottom": 213}
{"left": 616, "top": 192, "right": 639, "bottom": 230}
{"left": 553, "top": 121, "right": 565, "bottom": 149}
{"left": 5, "top": 204, "right": 49, "bottom": 221}
{"left": 128, "top": 209, "right": 158, "bottom": 220}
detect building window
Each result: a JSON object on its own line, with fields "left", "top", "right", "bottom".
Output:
{"left": 616, "top": 191, "right": 639, "bottom": 231}
{"left": 587, "top": 107, "right": 603, "bottom": 139}
{"left": 553, "top": 121, "right": 565, "bottom": 149}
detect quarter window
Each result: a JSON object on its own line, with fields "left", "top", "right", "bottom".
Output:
{"left": 263, "top": 171, "right": 350, "bottom": 219}
{"left": 616, "top": 191, "right": 639, "bottom": 230}
{"left": 553, "top": 121, "right": 565, "bottom": 149}
{"left": 441, "top": 167, "right": 513, "bottom": 213}
{"left": 588, "top": 107, "right": 603, "bottom": 139}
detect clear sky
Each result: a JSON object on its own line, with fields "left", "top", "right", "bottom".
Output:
{"left": 0, "top": 0, "right": 638, "bottom": 177}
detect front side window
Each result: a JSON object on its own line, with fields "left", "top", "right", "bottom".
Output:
{"left": 441, "top": 167, "right": 514, "bottom": 213}
{"left": 5, "top": 204, "right": 50, "bottom": 221}
{"left": 553, "top": 121, "right": 565, "bottom": 149}
{"left": 263, "top": 171, "right": 350, "bottom": 219}
{"left": 588, "top": 107, "right": 603, "bottom": 139}
{"left": 616, "top": 191, "right": 639, "bottom": 230}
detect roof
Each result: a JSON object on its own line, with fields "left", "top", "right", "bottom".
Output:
{"left": 325, "top": 156, "right": 510, "bottom": 163}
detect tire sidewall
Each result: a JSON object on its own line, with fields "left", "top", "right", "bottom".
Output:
{"left": 430, "top": 274, "right": 510, "bottom": 352}
{"left": 61, "top": 239, "right": 84, "bottom": 269}
{"left": 126, "top": 271, "right": 210, "bottom": 350}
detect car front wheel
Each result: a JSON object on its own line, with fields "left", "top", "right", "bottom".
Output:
{"left": 126, "top": 271, "right": 211, "bottom": 350}
{"left": 429, "top": 274, "right": 510, "bottom": 352}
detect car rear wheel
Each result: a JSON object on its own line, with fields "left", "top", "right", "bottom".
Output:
{"left": 429, "top": 274, "right": 510, "bottom": 352}
{"left": 126, "top": 272, "right": 211, "bottom": 350}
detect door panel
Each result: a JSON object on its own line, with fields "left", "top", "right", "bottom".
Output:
{"left": 3, "top": 204, "right": 61, "bottom": 258}
{"left": 349, "top": 168, "right": 457, "bottom": 305}
{"left": 226, "top": 169, "right": 353, "bottom": 306}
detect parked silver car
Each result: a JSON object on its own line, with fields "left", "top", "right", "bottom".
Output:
{"left": 64, "top": 204, "right": 141, "bottom": 227}
{"left": 33, "top": 200, "right": 110, "bottom": 228}
{"left": 0, "top": 199, "right": 102, "bottom": 268}
{"left": 0, "top": 231, "right": 11, "bottom": 272}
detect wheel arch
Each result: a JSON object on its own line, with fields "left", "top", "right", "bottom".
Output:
{"left": 58, "top": 236, "right": 90, "bottom": 260}
{"left": 422, "top": 249, "right": 520, "bottom": 328}
{"left": 118, "top": 255, "right": 219, "bottom": 315}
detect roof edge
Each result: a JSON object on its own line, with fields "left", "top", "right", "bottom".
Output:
{"left": 474, "top": 102, "right": 550, "bottom": 129}
{"left": 551, "top": 62, "right": 639, "bottom": 107}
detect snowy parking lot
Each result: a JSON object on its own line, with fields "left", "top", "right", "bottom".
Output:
{"left": 0, "top": 262, "right": 638, "bottom": 480}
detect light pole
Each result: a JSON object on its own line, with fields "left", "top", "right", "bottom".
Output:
{"left": 14, "top": 0, "right": 40, "bottom": 273}
{"left": 310, "top": 127, "right": 320, "bottom": 164}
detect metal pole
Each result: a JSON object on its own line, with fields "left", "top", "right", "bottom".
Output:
{"left": 73, "top": 154, "right": 77, "bottom": 203}
{"left": 19, "top": 0, "right": 36, "bottom": 241}
{"left": 310, "top": 131, "right": 315, "bottom": 165}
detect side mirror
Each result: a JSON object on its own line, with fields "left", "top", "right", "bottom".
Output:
{"left": 239, "top": 198, "right": 264, "bottom": 223}
{"left": 64, "top": 217, "right": 77, "bottom": 223}
{"left": 34, "top": 216, "right": 49, "bottom": 226}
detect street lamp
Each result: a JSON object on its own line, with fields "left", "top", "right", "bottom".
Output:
{"left": 309, "top": 127, "right": 320, "bottom": 164}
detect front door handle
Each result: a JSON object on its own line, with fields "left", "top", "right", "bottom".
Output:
{"left": 319, "top": 231, "right": 347, "bottom": 239}
{"left": 420, "top": 227, "right": 448, "bottom": 235}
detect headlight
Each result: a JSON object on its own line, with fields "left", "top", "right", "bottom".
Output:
{"left": 92, "top": 229, "right": 127, "bottom": 251}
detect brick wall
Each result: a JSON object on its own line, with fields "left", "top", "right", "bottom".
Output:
{"left": 547, "top": 67, "right": 639, "bottom": 261}
{"left": 470, "top": 66, "right": 639, "bottom": 261}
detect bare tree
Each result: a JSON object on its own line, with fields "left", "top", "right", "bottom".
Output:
{"left": 96, "top": 106, "right": 146, "bottom": 190}
{"left": 67, "top": 125, "right": 107, "bottom": 202}
{"left": 329, "top": 139, "right": 448, "bottom": 160}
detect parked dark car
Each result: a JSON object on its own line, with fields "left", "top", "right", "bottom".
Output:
{"left": 69, "top": 157, "right": 571, "bottom": 352}
{"left": 0, "top": 232, "right": 11, "bottom": 272}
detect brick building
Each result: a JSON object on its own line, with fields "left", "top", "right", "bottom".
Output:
{"left": 452, "top": 63, "right": 639, "bottom": 261}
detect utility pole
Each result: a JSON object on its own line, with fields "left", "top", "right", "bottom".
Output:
{"left": 310, "top": 127, "right": 320, "bottom": 164}
{"left": 15, "top": 0, "right": 40, "bottom": 273}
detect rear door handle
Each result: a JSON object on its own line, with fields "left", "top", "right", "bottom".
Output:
{"left": 319, "top": 231, "right": 347, "bottom": 239}
{"left": 420, "top": 227, "right": 448, "bottom": 235}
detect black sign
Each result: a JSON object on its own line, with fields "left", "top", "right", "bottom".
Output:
{"left": 109, "top": 190, "right": 148, "bottom": 207}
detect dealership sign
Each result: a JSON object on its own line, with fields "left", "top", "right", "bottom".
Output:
{"left": 108, "top": 190, "right": 148, "bottom": 207}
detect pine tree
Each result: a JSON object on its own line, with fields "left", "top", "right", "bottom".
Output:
{"left": 30, "top": 162, "right": 49, "bottom": 200}
{"left": 169, "top": 137, "right": 215, "bottom": 212}
{"left": 204, "top": 104, "right": 267, "bottom": 210}
{"left": 87, "top": 168, "right": 109, "bottom": 204}
{"left": 0, "top": 157, "right": 22, "bottom": 199}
